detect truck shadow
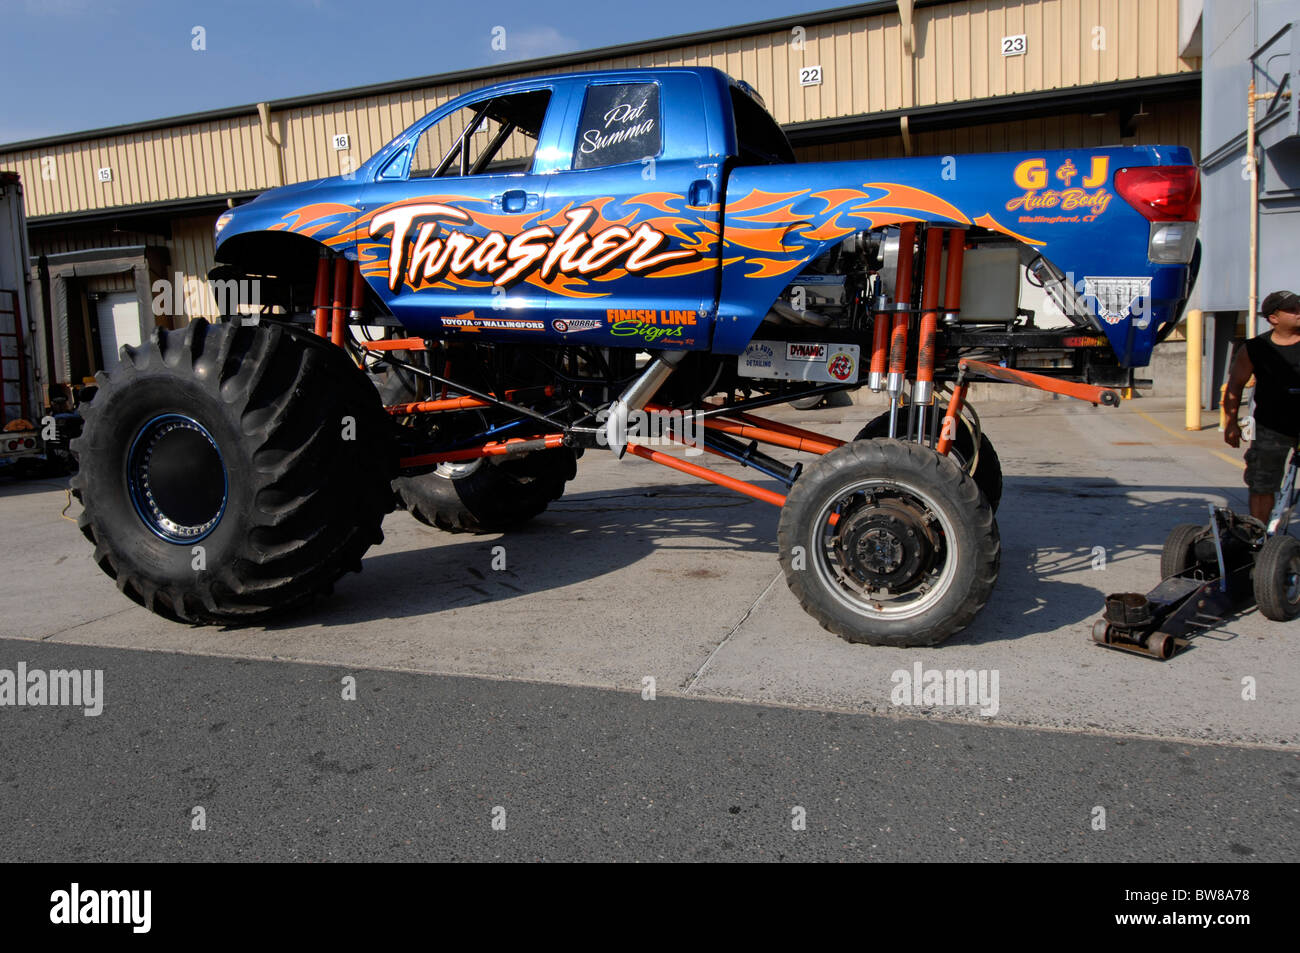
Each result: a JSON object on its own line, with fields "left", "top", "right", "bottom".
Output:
{"left": 953, "top": 477, "right": 1244, "bottom": 646}
{"left": 269, "top": 485, "right": 781, "bottom": 631}
{"left": 269, "top": 476, "right": 1248, "bottom": 643}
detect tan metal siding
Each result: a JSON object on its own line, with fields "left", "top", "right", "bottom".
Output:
{"left": 794, "top": 97, "right": 1200, "bottom": 162}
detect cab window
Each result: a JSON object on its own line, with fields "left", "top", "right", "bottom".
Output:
{"left": 408, "top": 89, "right": 551, "bottom": 178}
{"left": 572, "top": 83, "right": 661, "bottom": 169}
{"left": 731, "top": 87, "right": 794, "bottom": 165}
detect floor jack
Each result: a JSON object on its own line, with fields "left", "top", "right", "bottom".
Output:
{"left": 1092, "top": 450, "right": 1300, "bottom": 659}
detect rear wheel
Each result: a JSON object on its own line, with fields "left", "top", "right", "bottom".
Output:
{"left": 71, "top": 319, "right": 395, "bottom": 623}
{"left": 393, "top": 449, "right": 577, "bottom": 533}
{"left": 854, "top": 410, "right": 1002, "bottom": 511}
{"left": 1160, "top": 523, "right": 1207, "bottom": 578}
{"left": 1253, "top": 534, "right": 1300, "bottom": 621}
{"left": 778, "top": 438, "right": 1000, "bottom": 646}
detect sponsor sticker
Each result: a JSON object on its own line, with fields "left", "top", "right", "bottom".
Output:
{"left": 827, "top": 350, "right": 855, "bottom": 381}
{"left": 739, "top": 341, "right": 860, "bottom": 383}
{"left": 786, "top": 342, "right": 828, "bottom": 363}
{"left": 1083, "top": 276, "right": 1151, "bottom": 326}
{"left": 552, "top": 318, "right": 603, "bottom": 333}
{"left": 442, "top": 314, "right": 545, "bottom": 332}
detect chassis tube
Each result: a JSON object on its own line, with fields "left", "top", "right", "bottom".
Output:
{"left": 399, "top": 433, "right": 567, "bottom": 469}
{"left": 936, "top": 382, "right": 968, "bottom": 456}
{"left": 626, "top": 444, "right": 786, "bottom": 507}
{"left": 697, "top": 418, "right": 841, "bottom": 456}
{"left": 649, "top": 403, "right": 846, "bottom": 453}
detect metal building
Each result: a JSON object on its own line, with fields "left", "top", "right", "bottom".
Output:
{"left": 1193, "top": 0, "right": 1300, "bottom": 410}
{"left": 0, "top": 0, "right": 1201, "bottom": 397}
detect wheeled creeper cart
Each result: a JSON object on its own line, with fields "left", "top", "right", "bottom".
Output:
{"left": 1093, "top": 450, "right": 1300, "bottom": 659}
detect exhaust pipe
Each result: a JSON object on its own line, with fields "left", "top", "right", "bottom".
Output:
{"left": 604, "top": 351, "right": 687, "bottom": 458}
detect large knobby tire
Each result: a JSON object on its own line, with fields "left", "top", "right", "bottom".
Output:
{"left": 854, "top": 411, "right": 1002, "bottom": 511}
{"left": 393, "top": 449, "right": 577, "bottom": 534}
{"left": 1253, "top": 534, "right": 1300, "bottom": 622}
{"left": 778, "top": 439, "right": 1000, "bottom": 647}
{"left": 1160, "top": 523, "right": 1207, "bottom": 579}
{"left": 70, "top": 319, "right": 395, "bottom": 623}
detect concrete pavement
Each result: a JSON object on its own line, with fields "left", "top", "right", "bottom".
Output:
{"left": 1, "top": 396, "right": 1294, "bottom": 748}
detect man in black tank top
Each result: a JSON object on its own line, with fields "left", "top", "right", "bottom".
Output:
{"left": 1224, "top": 290, "right": 1300, "bottom": 521}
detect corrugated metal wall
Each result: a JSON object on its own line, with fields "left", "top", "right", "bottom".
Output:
{"left": 31, "top": 214, "right": 222, "bottom": 318}
{"left": 2, "top": 0, "right": 1196, "bottom": 220}
{"left": 796, "top": 97, "right": 1202, "bottom": 161}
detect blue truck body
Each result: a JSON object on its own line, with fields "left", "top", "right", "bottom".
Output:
{"left": 215, "top": 66, "right": 1196, "bottom": 368}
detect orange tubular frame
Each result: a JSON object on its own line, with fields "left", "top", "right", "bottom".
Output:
{"left": 626, "top": 444, "right": 787, "bottom": 507}
{"left": 399, "top": 433, "right": 568, "bottom": 469}
{"left": 387, "top": 385, "right": 556, "bottom": 416}
{"left": 646, "top": 402, "right": 846, "bottom": 456}
{"left": 958, "top": 359, "right": 1119, "bottom": 406}
{"left": 936, "top": 383, "right": 968, "bottom": 456}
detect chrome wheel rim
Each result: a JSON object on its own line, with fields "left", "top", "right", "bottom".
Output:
{"left": 811, "top": 478, "right": 959, "bottom": 620}
{"left": 127, "top": 414, "right": 228, "bottom": 543}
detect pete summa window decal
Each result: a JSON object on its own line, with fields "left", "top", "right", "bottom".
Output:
{"left": 573, "top": 83, "right": 661, "bottom": 170}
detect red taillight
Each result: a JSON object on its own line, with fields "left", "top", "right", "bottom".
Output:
{"left": 1114, "top": 165, "right": 1200, "bottom": 221}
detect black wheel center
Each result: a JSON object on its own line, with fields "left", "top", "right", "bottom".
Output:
{"left": 836, "top": 499, "right": 936, "bottom": 592}
{"left": 128, "top": 415, "right": 228, "bottom": 541}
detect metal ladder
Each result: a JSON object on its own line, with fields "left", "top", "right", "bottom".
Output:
{"left": 0, "top": 289, "right": 32, "bottom": 426}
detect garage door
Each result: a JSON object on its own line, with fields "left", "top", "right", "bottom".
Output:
{"left": 97, "top": 292, "right": 142, "bottom": 368}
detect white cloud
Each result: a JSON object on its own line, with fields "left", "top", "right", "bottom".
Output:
{"left": 497, "top": 25, "right": 578, "bottom": 60}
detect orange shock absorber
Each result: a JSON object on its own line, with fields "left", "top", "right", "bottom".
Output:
{"left": 914, "top": 226, "right": 946, "bottom": 440}
{"left": 330, "top": 256, "right": 349, "bottom": 347}
{"left": 349, "top": 260, "right": 366, "bottom": 325}
{"left": 868, "top": 297, "right": 890, "bottom": 392}
{"left": 886, "top": 223, "right": 917, "bottom": 436}
{"left": 312, "top": 254, "right": 331, "bottom": 338}
{"left": 943, "top": 227, "right": 966, "bottom": 325}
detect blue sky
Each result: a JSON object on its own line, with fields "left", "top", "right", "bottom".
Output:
{"left": 0, "top": 0, "right": 836, "bottom": 145}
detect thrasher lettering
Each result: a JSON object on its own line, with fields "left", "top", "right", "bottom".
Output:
{"left": 369, "top": 203, "right": 694, "bottom": 291}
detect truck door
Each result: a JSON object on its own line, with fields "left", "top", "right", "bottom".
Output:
{"left": 359, "top": 85, "right": 561, "bottom": 338}
{"left": 540, "top": 74, "right": 723, "bottom": 350}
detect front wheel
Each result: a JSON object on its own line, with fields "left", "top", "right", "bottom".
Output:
{"left": 71, "top": 319, "right": 395, "bottom": 623}
{"left": 778, "top": 439, "right": 1000, "bottom": 647}
{"left": 1254, "top": 534, "right": 1300, "bottom": 621}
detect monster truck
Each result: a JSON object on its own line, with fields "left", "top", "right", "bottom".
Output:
{"left": 71, "top": 67, "right": 1199, "bottom": 644}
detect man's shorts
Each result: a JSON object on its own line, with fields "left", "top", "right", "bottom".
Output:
{"left": 1244, "top": 425, "right": 1299, "bottom": 495}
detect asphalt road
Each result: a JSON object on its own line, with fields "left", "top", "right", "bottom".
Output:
{"left": 1, "top": 637, "right": 1295, "bottom": 862}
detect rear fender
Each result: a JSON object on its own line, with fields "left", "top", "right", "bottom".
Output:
{"left": 716, "top": 145, "right": 1197, "bottom": 367}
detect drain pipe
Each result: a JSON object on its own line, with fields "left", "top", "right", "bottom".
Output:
{"left": 1247, "top": 79, "right": 1277, "bottom": 339}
